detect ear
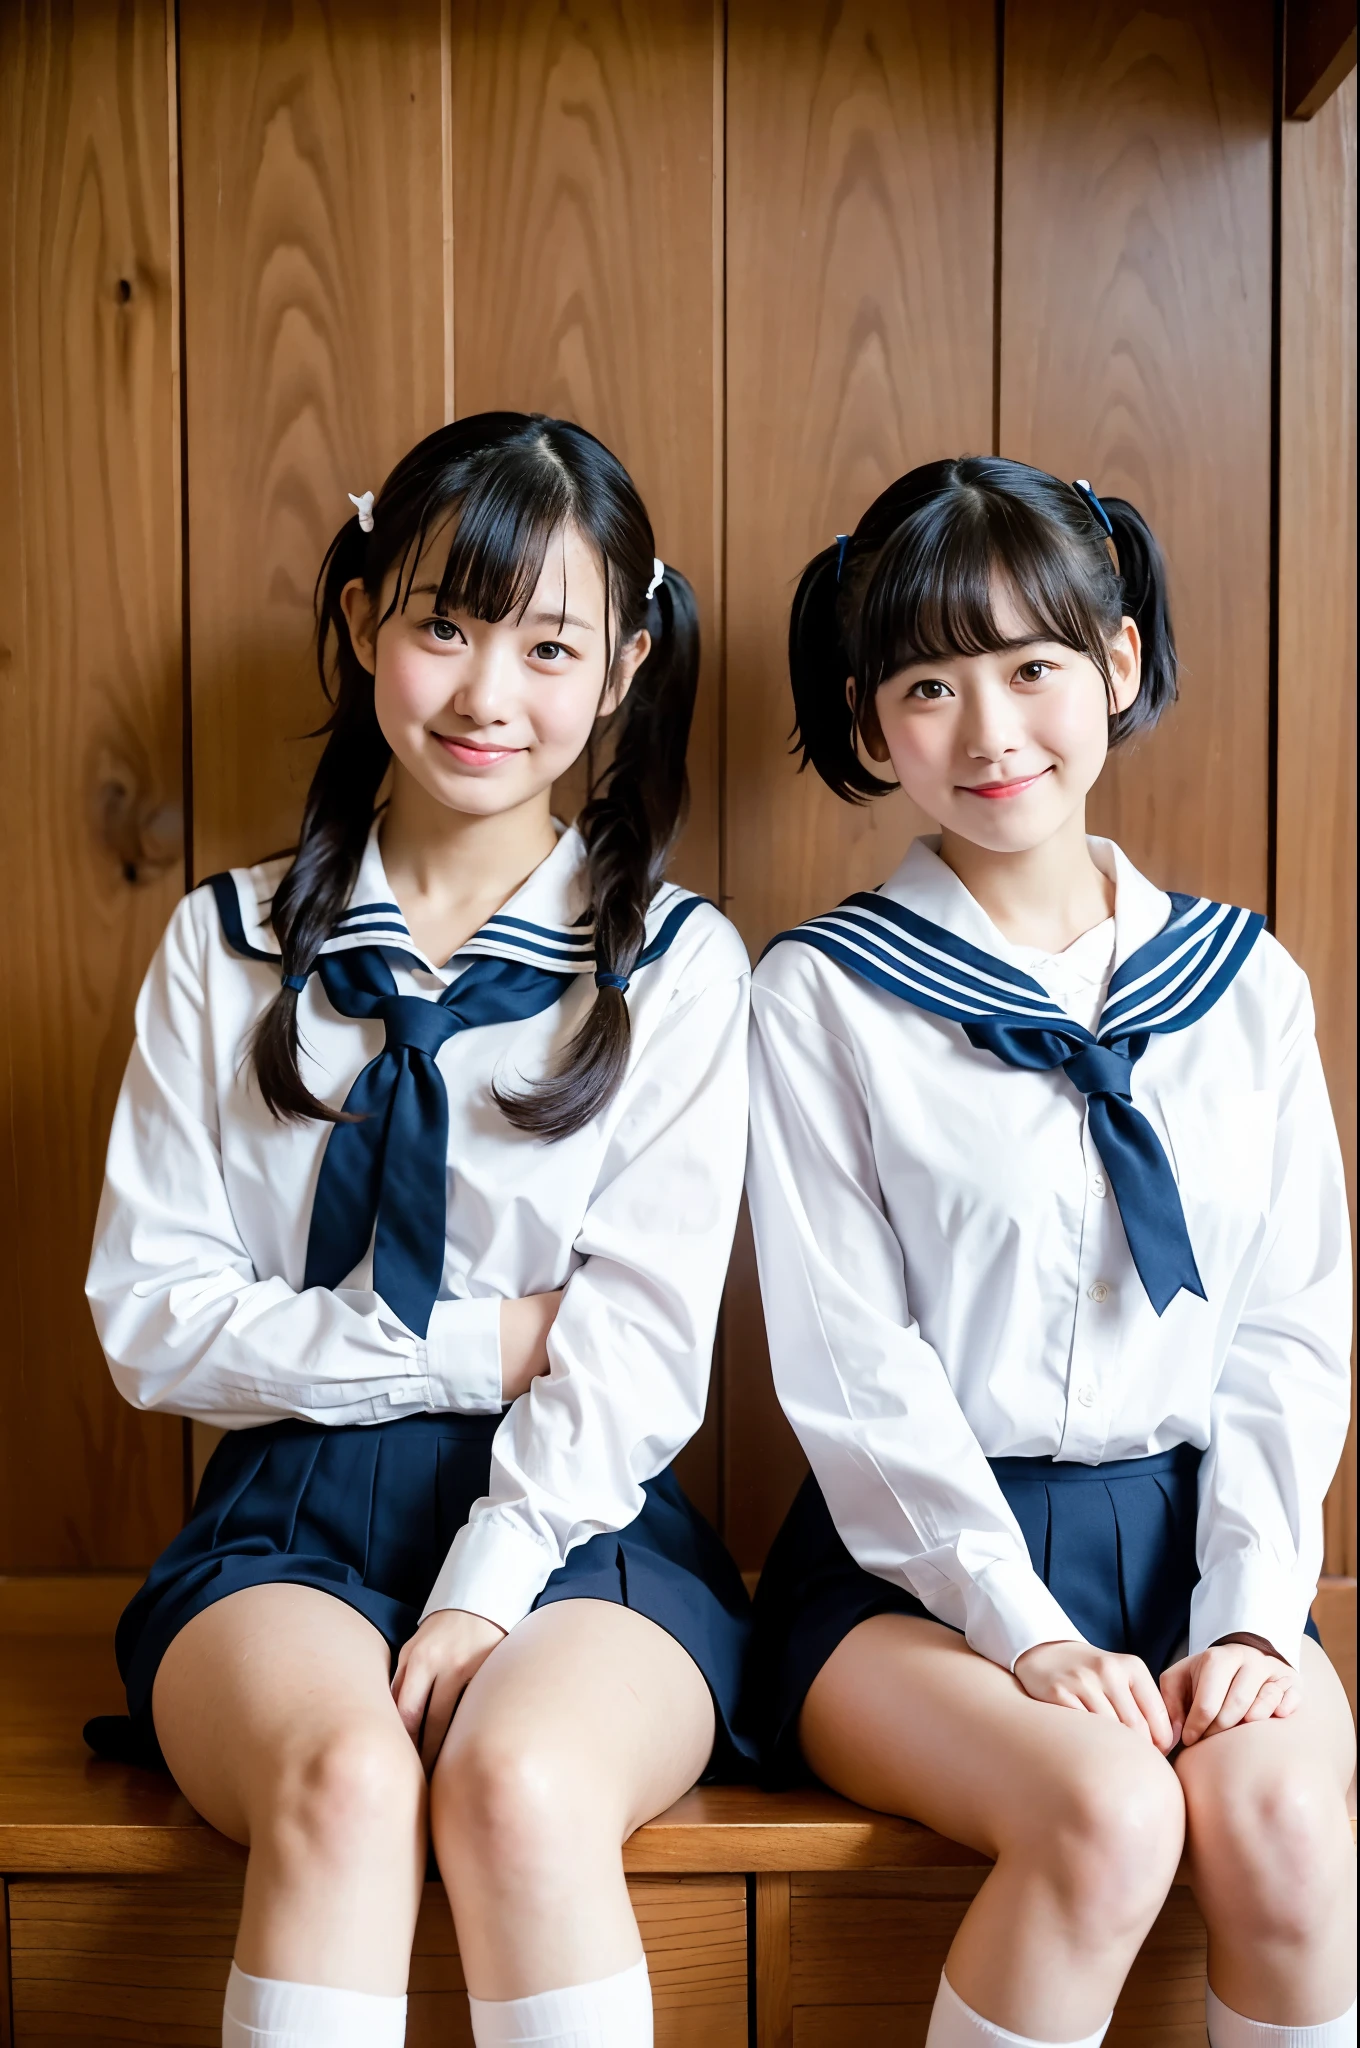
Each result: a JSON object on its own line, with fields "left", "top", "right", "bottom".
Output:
{"left": 845, "top": 673, "right": 891, "bottom": 763}
{"left": 1106, "top": 617, "right": 1142, "bottom": 717}
{"left": 598, "top": 627, "right": 652, "bottom": 719}
{"left": 340, "top": 578, "right": 378, "bottom": 675}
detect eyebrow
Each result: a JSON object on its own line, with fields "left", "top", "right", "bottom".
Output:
{"left": 901, "top": 633, "right": 1062, "bottom": 665}
{"left": 407, "top": 585, "right": 595, "bottom": 633}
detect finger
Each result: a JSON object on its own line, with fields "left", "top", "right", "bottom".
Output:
{"left": 1182, "top": 1656, "right": 1236, "bottom": 1745}
{"left": 1052, "top": 1685, "right": 1090, "bottom": 1713}
{"left": 392, "top": 1655, "right": 434, "bottom": 1744}
{"left": 1207, "top": 1663, "right": 1268, "bottom": 1736}
{"left": 1160, "top": 1658, "right": 1193, "bottom": 1718}
{"left": 1242, "top": 1678, "right": 1285, "bottom": 1723}
{"left": 1276, "top": 1681, "right": 1303, "bottom": 1718}
{"left": 1075, "top": 1678, "right": 1119, "bottom": 1720}
{"left": 1128, "top": 1664, "right": 1177, "bottom": 1753}
{"left": 419, "top": 1669, "right": 466, "bottom": 1775}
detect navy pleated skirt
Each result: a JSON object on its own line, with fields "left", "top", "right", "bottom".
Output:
{"left": 745, "top": 1444, "right": 1318, "bottom": 1786}
{"left": 86, "top": 1411, "right": 756, "bottom": 1776}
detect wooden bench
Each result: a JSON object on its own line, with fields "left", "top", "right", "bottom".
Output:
{"left": 1, "top": 1580, "right": 1353, "bottom": 2047}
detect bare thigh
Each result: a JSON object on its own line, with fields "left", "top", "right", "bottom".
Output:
{"left": 800, "top": 1611, "right": 1182, "bottom": 1862}
{"left": 153, "top": 1582, "right": 412, "bottom": 1842}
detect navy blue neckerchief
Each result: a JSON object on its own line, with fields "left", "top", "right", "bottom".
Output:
{"left": 763, "top": 890, "right": 1264, "bottom": 1315}
{"left": 207, "top": 873, "right": 703, "bottom": 1337}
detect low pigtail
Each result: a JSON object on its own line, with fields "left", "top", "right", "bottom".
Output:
{"left": 497, "top": 566, "right": 700, "bottom": 1140}
{"left": 1100, "top": 497, "right": 1179, "bottom": 743}
{"left": 789, "top": 542, "right": 894, "bottom": 802}
{"left": 251, "top": 513, "right": 392, "bottom": 1122}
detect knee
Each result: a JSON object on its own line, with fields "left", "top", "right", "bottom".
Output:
{"left": 1033, "top": 1745, "right": 1184, "bottom": 1942}
{"left": 1181, "top": 1747, "right": 1348, "bottom": 1945}
{"left": 265, "top": 1722, "right": 425, "bottom": 1871}
{"left": 434, "top": 1725, "right": 600, "bottom": 1887}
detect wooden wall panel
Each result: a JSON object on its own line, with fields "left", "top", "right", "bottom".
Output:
{"left": 179, "top": 0, "right": 450, "bottom": 879}
{"left": 8, "top": 1875, "right": 746, "bottom": 2047}
{"left": 445, "top": 0, "right": 726, "bottom": 1516}
{"left": 1278, "top": 71, "right": 1357, "bottom": 1580}
{"left": 722, "top": 0, "right": 997, "bottom": 1567}
{"left": 999, "top": 0, "right": 1276, "bottom": 910}
{"left": 446, "top": 0, "right": 724, "bottom": 904}
{"left": 0, "top": 0, "right": 185, "bottom": 1568}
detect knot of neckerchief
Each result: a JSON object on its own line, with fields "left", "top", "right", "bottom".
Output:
{"left": 302, "top": 947, "right": 575, "bottom": 1337}
{"left": 763, "top": 890, "right": 1265, "bottom": 1315}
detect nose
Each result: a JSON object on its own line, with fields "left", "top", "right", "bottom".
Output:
{"left": 960, "top": 680, "right": 1025, "bottom": 763}
{"left": 447, "top": 640, "right": 515, "bottom": 728}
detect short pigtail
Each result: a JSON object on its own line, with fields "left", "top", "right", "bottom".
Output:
{"left": 1101, "top": 496, "right": 1179, "bottom": 743}
{"left": 251, "top": 511, "right": 391, "bottom": 1123}
{"left": 498, "top": 566, "right": 700, "bottom": 1140}
{"left": 789, "top": 543, "right": 891, "bottom": 802}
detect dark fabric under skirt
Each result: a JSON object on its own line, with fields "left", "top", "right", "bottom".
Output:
{"left": 85, "top": 1410, "right": 755, "bottom": 1776}
{"left": 745, "top": 1443, "right": 1319, "bottom": 1785}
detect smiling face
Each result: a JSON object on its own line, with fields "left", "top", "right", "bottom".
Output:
{"left": 341, "top": 519, "right": 650, "bottom": 821}
{"left": 864, "top": 579, "right": 1142, "bottom": 855}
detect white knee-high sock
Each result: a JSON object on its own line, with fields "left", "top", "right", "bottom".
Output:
{"left": 467, "top": 1954, "right": 652, "bottom": 2047}
{"left": 1207, "top": 1984, "right": 1358, "bottom": 2047}
{"left": 222, "top": 1961, "right": 407, "bottom": 2047}
{"left": 925, "top": 1971, "right": 1112, "bottom": 2048}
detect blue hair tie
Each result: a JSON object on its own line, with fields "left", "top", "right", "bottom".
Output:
{"left": 595, "top": 970, "right": 630, "bottom": 993}
{"left": 834, "top": 533, "right": 850, "bottom": 581}
{"left": 282, "top": 972, "right": 308, "bottom": 993}
{"left": 1072, "top": 478, "right": 1114, "bottom": 538}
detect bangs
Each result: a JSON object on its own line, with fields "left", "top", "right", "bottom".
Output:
{"left": 856, "top": 488, "right": 1116, "bottom": 688}
{"left": 388, "top": 438, "right": 589, "bottom": 631}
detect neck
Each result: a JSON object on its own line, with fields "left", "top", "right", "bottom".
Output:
{"left": 379, "top": 769, "right": 559, "bottom": 962}
{"left": 936, "top": 810, "right": 1114, "bottom": 953}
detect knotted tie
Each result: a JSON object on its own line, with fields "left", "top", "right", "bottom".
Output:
{"left": 303, "top": 948, "right": 573, "bottom": 1336}
{"left": 766, "top": 890, "right": 1264, "bottom": 1316}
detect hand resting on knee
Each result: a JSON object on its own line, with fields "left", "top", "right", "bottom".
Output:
{"left": 1014, "top": 1641, "right": 1177, "bottom": 1752}
{"left": 1160, "top": 1634, "right": 1302, "bottom": 1748}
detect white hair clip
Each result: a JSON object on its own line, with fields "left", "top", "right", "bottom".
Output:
{"left": 646, "top": 557, "right": 665, "bottom": 600}
{"left": 348, "top": 490, "right": 375, "bottom": 533}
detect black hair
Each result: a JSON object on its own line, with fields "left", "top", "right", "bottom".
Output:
{"left": 251, "top": 411, "right": 698, "bottom": 1139}
{"left": 789, "top": 454, "right": 1178, "bottom": 802}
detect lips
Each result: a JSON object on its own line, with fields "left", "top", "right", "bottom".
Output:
{"left": 959, "top": 767, "right": 1053, "bottom": 800}
{"left": 433, "top": 735, "right": 521, "bottom": 767}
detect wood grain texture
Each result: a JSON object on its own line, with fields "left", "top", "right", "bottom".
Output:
{"left": 0, "top": 0, "right": 186, "bottom": 1571}
{"left": 179, "top": 0, "right": 449, "bottom": 878}
{"left": 7, "top": 1875, "right": 745, "bottom": 2046}
{"left": 722, "top": 0, "right": 996, "bottom": 1570}
{"left": 755, "top": 1872, "right": 793, "bottom": 2048}
{"left": 1000, "top": 0, "right": 1275, "bottom": 909}
{"left": 447, "top": 0, "right": 724, "bottom": 902}
{"left": 783, "top": 1875, "right": 1208, "bottom": 2046}
{"left": 1, "top": 1880, "right": 11, "bottom": 2048}
{"left": 1278, "top": 71, "right": 1357, "bottom": 1580}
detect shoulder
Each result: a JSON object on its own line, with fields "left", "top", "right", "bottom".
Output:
{"left": 1229, "top": 924, "right": 1316, "bottom": 1044}
{"left": 751, "top": 912, "right": 867, "bottom": 1036}
{"left": 642, "top": 884, "right": 750, "bottom": 996}
{"left": 192, "top": 854, "right": 291, "bottom": 961}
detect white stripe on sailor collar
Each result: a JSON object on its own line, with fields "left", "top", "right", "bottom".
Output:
{"left": 224, "top": 820, "right": 605, "bottom": 981}
{"left": 876, "top": 834, "right": 1171, "bottom": 980}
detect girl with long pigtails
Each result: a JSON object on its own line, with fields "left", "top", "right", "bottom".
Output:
{"left": 745, "top": 457, "right": 1355, "bottom": 2048}
{"left": 84, "top": 412, "right": 754, "bottom": 2048}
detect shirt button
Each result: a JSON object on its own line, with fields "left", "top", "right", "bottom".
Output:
{"left": 1076, "top": 1384, "right": 1096, "bottom": 1408}
{"left": 1088, "top": 1281, "right": 1111, "bottom": 1304}
{"left": 1090, "top": 1174, "right": 1108, "bottom": 1198}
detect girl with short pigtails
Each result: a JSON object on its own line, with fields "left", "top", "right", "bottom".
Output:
{"left": 84, "top": 412, "right": 754, "bottom": 2048}
{"left": 746, "top": 456, "right": 1355, "bottom": 2048}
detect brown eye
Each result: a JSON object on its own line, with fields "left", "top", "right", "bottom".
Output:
{"left": 1016, "top": 660, "right": 1048, "bottom": 682}
{"left": 908, "top": 679, "right": 952, "bottom": 701}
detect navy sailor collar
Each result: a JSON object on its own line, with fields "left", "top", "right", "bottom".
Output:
{"left": 208, "top": 819, "right": 685, "bottom": 982}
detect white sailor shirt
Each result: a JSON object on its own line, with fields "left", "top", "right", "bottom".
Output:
{"left": 87, "top": 822, "right": 750, "bottom": 1633}
{"left": 746, "top": 835, "right": 1351, "bottom": 1672}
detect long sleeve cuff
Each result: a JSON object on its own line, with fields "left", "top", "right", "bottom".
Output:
{"left": 422, "top": 1296, "right": 503, "bottom": 1413}
{"left": 961, "top": 1556, "right": 1087, "bottom": 1673}
{"left": 1189, "top": 1553, "right": 1314, "bottom": 1666}
{"left": 419, "top": 1511, "right": 558, "bottom": 1633}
